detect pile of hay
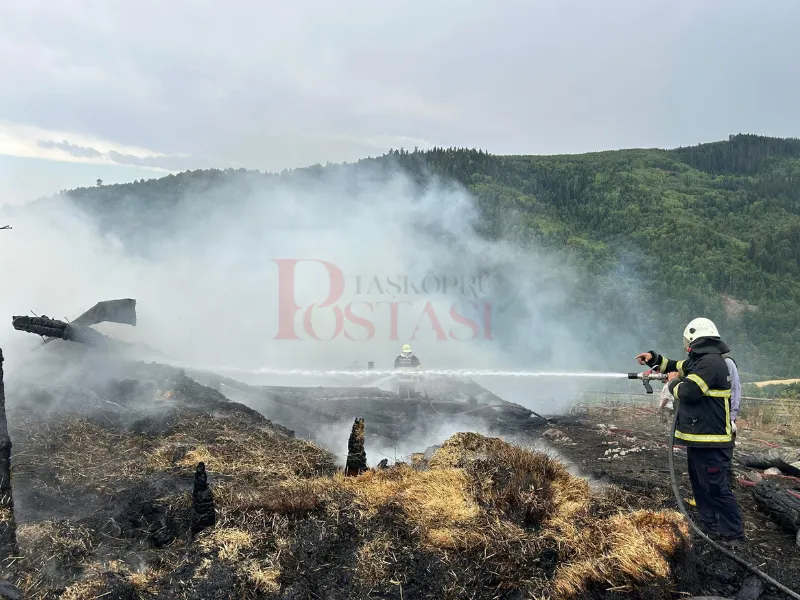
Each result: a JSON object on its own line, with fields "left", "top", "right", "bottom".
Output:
{"left": 7, "top": 380, "right": 693, "bottom": 600}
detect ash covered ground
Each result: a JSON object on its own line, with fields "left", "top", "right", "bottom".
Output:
{"left": 0, "top": 346, "right": 797, "bottom": 600}
{"left": 543, "top": 404, "right": 800, "bottom": 600}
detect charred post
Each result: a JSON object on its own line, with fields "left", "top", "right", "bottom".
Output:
{"left": 190, "top": 462, "right": 216, "bottom": 536}
{"left": 345, "top": 417, "right": 367, "bottom": 477}
{"left": 0, "top": 350, "right": 17, "bottom": 559}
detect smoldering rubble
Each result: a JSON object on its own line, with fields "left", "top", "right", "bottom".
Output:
{"left": 0, "top": 336, "right": 700, "bottom": 600}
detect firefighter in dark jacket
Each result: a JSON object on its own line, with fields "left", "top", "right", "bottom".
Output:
{"left": 636, "top": 317, "right": 745, "bottom": 544}
{"left": 394, "top": 344, "right": 421, "bottom": 396}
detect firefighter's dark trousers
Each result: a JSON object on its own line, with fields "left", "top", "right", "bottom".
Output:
{"left": 687, "top": 446, "right": 744, "bottom": 539}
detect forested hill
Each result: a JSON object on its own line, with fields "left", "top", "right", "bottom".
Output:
{"left": 63, "top": 133, "right": 800, "bottom": 378}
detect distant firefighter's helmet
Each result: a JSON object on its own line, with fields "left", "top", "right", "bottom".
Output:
{"left": 401, "top": 344, "right": 412, "bottom": 356}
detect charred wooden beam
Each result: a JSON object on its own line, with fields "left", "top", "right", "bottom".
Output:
{"left": 190, "top": 462, "right": 216, "bottom": 536}
{"left": 11, "top": 315, "right": 102, "bottom": 344}
{"left": 345, "top": 417, "right": 367, "bottom": 477}
{"left": 751, "top": 479, "right": 800, "bottom": 535}
{"left": 12, "top": 315, "right": 113, "bottom": 349}
{"left": 11, "top": 315, "right": 69, "bottom": 339}
{"left": 737, "top": 448, "right": 800, "bottom": 477}
{"left": 17, "top": 298, "right": 138, "bottom": 350}
{"left": 0, "top": 349, "right": 17, "bottom": 559}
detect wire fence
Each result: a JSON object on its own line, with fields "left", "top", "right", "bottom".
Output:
{"left": 576, "top": 390, "right": 799, "bottom": 419}
{"left": 577, "top": 390, "right": 800, "bottom": 407}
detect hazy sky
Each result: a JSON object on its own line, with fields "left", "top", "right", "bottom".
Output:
{"left": 1, "top": 0, "right": 799, "bottom": 204}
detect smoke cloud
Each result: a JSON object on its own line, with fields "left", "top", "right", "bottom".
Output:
{"left": 0, "top": 157, "right": 649, "bottom": 425}
{"left": 312, "top": 413, "right": 578, "bottom": 471}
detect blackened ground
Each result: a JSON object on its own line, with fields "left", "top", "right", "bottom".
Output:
{"left": 2, "top": 350, "right": 795, "bottom": 600}
{"left": 535, "top": 406, "right": 800, "bottom": 600}
{"left": 2, "top": 354, "right": 336, "bottom": 598}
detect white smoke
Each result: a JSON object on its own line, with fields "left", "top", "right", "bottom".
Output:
{"left": 0, "top": 158, "right": 648, "bottom": 418}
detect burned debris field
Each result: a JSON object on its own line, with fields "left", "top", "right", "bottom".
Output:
{"left": 0, "top": 296, "right": 797, "bottom": 600}
{"left": 3, "top": 352, "right": 689, "bottom": 600}
{"left": 4, "top": 3, "right": 800, "bottom": 593}
{"left": 0, "top": 343, "right": 797, "bottom": 600}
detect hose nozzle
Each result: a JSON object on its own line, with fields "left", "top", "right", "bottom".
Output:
{"left": 628, "top": 370, "right": 665, "bottom": 393}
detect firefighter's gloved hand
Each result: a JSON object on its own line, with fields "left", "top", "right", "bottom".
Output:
{"left": 731, "top": 421, "right": 737, "bottom": 434}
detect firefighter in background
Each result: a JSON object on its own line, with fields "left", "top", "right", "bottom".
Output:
{"left": 394, "top": 344, "right": 421, "bottom": 397}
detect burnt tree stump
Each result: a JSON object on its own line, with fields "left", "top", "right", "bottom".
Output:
{"left": 0, "top": 350, "right": 17, "bottom": 560}
{"left": 345, "top": 417, "right": 367, "bottom": 477}
{"left": 190, "top": 462, "right": 216, "bottom": 536}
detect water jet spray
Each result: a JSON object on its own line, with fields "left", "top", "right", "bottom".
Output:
{"left": 204, "top": 366, "right": 631, "bottom": 380}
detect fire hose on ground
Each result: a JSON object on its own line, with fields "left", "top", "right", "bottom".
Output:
{"left": 644, "top": 374, "right": 800, "bottom": 599}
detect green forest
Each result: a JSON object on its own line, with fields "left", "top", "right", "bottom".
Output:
{"left": 64, "top": 133, "right": 800, "bottom": 380}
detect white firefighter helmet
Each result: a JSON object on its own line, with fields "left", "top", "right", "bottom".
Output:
{"left": 683, "top": 317, "right": 720, "bottom": 350}
{"left": 401, "top": 344, "right": 412, "bottom": 356}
